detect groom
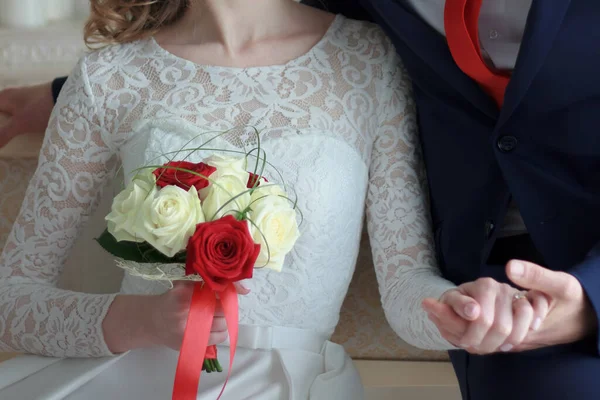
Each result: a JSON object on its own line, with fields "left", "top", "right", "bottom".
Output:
{"left": 1, "top": 1, "right": 599, "bottom": 399}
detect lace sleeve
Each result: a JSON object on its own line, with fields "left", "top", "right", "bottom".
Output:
{"left": 366, "top": 51, "right": 458, "bottom": 350}
{"left": 0, "top": 58, "right": 118, "bottom": 357}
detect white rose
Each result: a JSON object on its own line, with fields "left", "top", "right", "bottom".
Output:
{"left": 250, "top": 183, "right": 288, "bottom": 204}
{"left": 202, "top": 171, "right": 251, "bottom": 221}
{"left": 105, "top": 170, "right": 157, "bottom": 242}
{"left": 248, "top": 193, "right": 300, "bottom": 272}
{"left": 135, "top": 185, "right": 205, "bottom": 257}
{"left": 204, "top": 154, "right": 247, "bottom": 174}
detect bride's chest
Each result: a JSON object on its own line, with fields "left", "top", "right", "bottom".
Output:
{"left": 113, "top": 65, "right": 381, "bottom": 161}
{"left": 119, "top": 122, "right": 370, "bottom": 220}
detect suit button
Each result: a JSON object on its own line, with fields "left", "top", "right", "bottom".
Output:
{"left": 497, "top": 136, "right": 518, "bottom": 152}
{"left": 484, "top": 220, "right": 495, "bottom": 238}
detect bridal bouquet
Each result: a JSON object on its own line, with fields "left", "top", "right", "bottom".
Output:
{"left": 97, "top": 147, "right": 300, "bottom": 400}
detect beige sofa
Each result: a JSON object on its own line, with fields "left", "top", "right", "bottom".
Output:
{"left": 0, "top": 20, "right": 460, "bottom": 400}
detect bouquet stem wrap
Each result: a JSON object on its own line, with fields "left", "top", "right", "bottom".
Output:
{"left": 172, "top": 282, "right": 239, "bottom": 400}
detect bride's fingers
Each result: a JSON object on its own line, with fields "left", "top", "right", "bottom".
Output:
{"left": 172, "top": 280, "right": 195, "bottom": 291}
{"left": 439, "top": 290, "right": 480, "bottom": 321}
{"left": 208, "top": 331, "right": 228, "bottom": 346}
{"left": 214, "top": 302, "right": 224, "bottom": 317}
{"left": 424, "top": 300, "right": 469, "bottom": 337}
{"left": 211, "top": 317, "right": 227, "bottom": 332}
{"left": 172, "top": 281, "right": 248, "bottom": 294}
{"left": 428, "top": 313, "right": 462, "bottom": 346}
{"left": 234, "top": 282, "right": 250, "bottom": 295}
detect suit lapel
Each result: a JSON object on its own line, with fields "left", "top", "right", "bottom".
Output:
{"left": 366, "top": 0, "right": 572, "bottom": 125}
{"left": 366, "top": 0, "right": 498, "bottom": 119}
{"left": 497, "top": 0, "right": 572, "bottom": 127}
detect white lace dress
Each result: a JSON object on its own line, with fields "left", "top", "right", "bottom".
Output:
{"left": 0, "top": 15, "right": 455, "bottom": 400}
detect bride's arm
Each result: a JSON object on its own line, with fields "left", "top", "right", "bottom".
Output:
{"left": 0, "top": 58, "right": 152, "bottom": 357}
{"left": 366, "top": 47, "right": 458, "bottom": 351}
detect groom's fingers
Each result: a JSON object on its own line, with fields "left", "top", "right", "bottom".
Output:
{"left": 0, "top": 88, "right": 16, "bottom": 113}
{"left": 0, "top": 123, "right": 16, "bottom": 148}
{"left": 506, "top": 260, "right": 574, "bottom": 299}
{"left": 0, "top": 116, "right": 21, "bottom": 148}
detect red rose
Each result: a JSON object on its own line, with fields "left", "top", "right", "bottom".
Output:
{"left": 185, "top": 215, "right": 260, "bottom": 292}
{"left": 247, "top": 173, "right": 268, "bottom": 189}
{"left": 153, "top": 161, "right": 216, "bottom": 191}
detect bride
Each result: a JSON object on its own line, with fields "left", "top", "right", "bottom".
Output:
{"left": 0, "top": 0, "right": 455, "bottom": 398}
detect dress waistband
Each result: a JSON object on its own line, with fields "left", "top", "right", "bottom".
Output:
{"left": 222, "top": 325, "right": 329, "bottom": 354}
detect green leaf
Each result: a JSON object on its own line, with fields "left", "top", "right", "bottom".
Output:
{"left": 95, "top": 229, "right": 186, "bottom": 264}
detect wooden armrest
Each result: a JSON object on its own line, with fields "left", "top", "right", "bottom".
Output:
{"left": 354, "top": 360, "right": 458, "bottom": 388}
{"left": 355, "top": 360, "right": 461, "bottom": 400}
{"left": 0, "top": 352, "right": 21, "bottom": 363}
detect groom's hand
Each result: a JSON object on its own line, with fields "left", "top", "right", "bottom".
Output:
{"left": 506, "top": 260, "right": 597, "bottom": 351}
{"left": 423, "top": 279, "right": 548, "bottom": 354}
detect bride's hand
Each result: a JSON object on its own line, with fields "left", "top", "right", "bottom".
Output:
{"left": 149, "top": 281, "right": 250, "bottom": 350}
{"left": 102, "top": 281, "right": 250, "bottom": 353}
{"left": 422, "top": 279, "right": 548, "bottom": 354}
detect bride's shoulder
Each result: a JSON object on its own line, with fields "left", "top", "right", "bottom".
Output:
{"left": 85, "top": 39, "right": 151, "bottom": 63}
{"left": 78, "top": 39, "right": 155, "bottom": 82}
{"left": 328, "top": 16, "right": 406, "bottom": 89}
{"left": 330, "top": 16, "right": 399, "bottom": 62}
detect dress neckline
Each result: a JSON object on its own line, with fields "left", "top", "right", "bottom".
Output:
{"left": 148, "top": 14, "right": 343, "bottom": 73}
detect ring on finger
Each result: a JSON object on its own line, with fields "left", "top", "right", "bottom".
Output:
{"left": 512, "top": 291, "right": 528, "bottom": 303}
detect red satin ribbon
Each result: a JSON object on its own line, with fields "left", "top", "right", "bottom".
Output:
{"left": 172, "top": 282, "right": 239, "bottom": 400}
{"left": 216, "top": 284, "right": 238, "bottom": 399}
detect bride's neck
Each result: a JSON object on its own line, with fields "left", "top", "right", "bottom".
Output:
{"left": 167, "top": 0, "right": 296, "bottom": 55}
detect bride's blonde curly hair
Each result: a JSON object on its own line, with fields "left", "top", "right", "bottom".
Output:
{"left": 84, "top": 0, "right": 190, "bottom": 47}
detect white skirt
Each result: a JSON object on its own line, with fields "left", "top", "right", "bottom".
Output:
{"left": 0, "top": 326, "right": 364, "bottom": 400}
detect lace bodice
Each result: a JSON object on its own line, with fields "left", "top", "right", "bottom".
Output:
{"left": 0, "top": 16, "right": 456, "bottom": 358}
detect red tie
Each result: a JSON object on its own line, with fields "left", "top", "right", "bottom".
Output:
{"left": 444, "top": 0, "right": 510, "bottom": 107}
